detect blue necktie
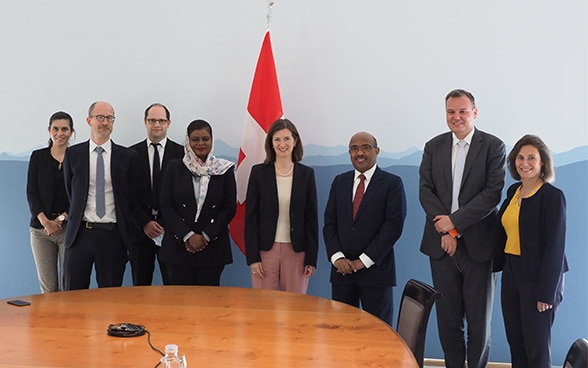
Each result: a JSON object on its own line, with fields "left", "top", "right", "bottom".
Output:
{"left": 95, "top": 146, "right": 105, "bottom": 218}
{"left": 451, "top": 140, "right": 467, "bottom": 213}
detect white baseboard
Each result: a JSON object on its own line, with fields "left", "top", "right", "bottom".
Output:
{"left": 424, "top": 358, "right": 511, "bottom": 368}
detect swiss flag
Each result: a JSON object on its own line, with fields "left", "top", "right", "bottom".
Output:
{"left": 230, "top": 31, "right": 283, "bottom": 254}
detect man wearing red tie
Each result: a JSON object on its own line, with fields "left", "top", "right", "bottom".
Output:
{"left": 323, "top": 132, "right": 407, "bottom": 325}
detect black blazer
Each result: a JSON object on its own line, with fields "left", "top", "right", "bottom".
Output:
{"left": 419, "top": 129, "right": 506, "bottom": 262}
{"left": 63, "top": 140, "right": 142, "bottom": 250}
{"left": 496, "top": 182, "right": 568, "bottom": 304}
{"left": 323, "top": 167, "right": 406, "bottom": 287}
{"left": 244, "top": 162, "right": 318, "bottom": 267}
{"left": 128, "top": 139, "right": 184, "bottom": 235}
{"left": 26, "top": 147, "right": 69, "bottom": 229}
{"left": 159, "top": 159, "right": 236, "bottom": 267}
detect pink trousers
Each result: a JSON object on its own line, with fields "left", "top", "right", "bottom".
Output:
{"left": 251, "top": 242, "right": 309, "bottom": 294}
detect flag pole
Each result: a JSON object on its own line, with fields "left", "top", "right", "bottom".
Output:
{"left": 229, "top": 1, "right": 284, "bottom": 254}
{"left": 266, "top": 1, "right": 274, "bottom": 30}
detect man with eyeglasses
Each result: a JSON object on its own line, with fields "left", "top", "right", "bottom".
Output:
{"left": 62, "top": 101, "right": 142, "bottom": 290}
{"left": 323, "top": 131, "right": 407, "bottom": 325}
{"left": 129, "top": 103, "right": 183, "bottom": 285}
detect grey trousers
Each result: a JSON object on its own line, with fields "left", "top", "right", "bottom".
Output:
{"left": 30, "top": 227, "right": 65, "bottom": 293}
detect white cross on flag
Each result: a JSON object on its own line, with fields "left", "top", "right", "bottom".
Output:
{"left": 229, "top": 31, "right": 283, "bottom": 254}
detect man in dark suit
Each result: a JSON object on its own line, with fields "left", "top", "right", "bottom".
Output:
{"left": 419, "top": 89, "right": 506, "bottom": 368}
{"left": 323, "top": 131, "right": 406, "bottom": 326}
{"left": 129, "top": 103, "right": 184, "bottom": 285}
{"left": 63, "top": 101, "right": 142, "bottom": 290}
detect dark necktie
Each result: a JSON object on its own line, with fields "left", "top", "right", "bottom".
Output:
{"left": 95, "top": 146, "right": 105, "bottom": 218}
{"left": 151, "top": 143, "right": 161, "bottom": 210}
{"left": 352, "top": 174, "right": 366, "bottom": 220}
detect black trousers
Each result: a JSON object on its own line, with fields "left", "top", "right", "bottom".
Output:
{"left": 501, "top": 255, "right": 563, "bottom": 368}
{"left": 63, "top": 224, "right": 127, "bottom": 290}
{"left": 430, "top": 243, "right": 495, "bottom": 368}
{"left": 166, "top": 264, "right": 225, "bottom": 286}
{"left": 129, "top": 236, "right": 169, "bottom": 286}
{"left": 331, "top": 283, "right": 394, "bottom": 326}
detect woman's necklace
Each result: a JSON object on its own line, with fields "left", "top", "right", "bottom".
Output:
{"left": 275, "top": 163, "right": 294, "bottom": 177}
{"left": 51, "top": 148, "right": 65, "bottom": 170}
{"left": 515, "top": 181, "right": 543, "bottom": 206}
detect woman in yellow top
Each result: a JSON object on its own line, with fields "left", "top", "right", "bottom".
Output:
{"left": 496, "top": 134, "right": 568, "bottom": 368}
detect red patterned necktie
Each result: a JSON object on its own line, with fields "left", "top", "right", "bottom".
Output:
{"left": 352, "top": 174, "right": 366, "bottom": 219}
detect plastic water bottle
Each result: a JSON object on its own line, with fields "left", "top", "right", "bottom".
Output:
{"left": 160, "top": 344, "right": 187, "bottom": 368}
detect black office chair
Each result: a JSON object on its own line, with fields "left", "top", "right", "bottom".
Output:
{"left": 564, "top": 338, "right": 588, "bottom": 368}
{"left": 396, "top": 279, "right": 442, "bottom": 368}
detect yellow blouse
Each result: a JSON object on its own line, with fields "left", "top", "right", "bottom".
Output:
{"left": 501, "top": 184, "right": 543, "bottom": 255}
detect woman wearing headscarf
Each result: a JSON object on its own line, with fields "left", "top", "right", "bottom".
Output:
{"left": 159, "top": 119, "right": 236, "bottom": 285}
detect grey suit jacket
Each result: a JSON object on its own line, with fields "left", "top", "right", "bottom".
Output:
{"left": 419, "top": 129, "right": 505, "bottom": 261}
{"left": 63, "top": 140, "right": 141, "bottom": 250}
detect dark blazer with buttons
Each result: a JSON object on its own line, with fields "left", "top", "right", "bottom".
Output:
{"left": 419, "top": 129, "right": 506, "bottom": 262}
{"left": 158, "top": 159, "right": 236, "bottom": 267}
{"left": 496, "top": 182, "right": 568, "bottom": 305}
{"left": 63, "top": 140, "right": 142, "bottom": 250}
{"left": 323, "top": 166, "right": 406, "bottom": 287}
{"left": 244, "top": 162, "right": 318, "bottom": 267}
{"left": 26, "top": 147, "right": 69, "bottom": 229}
{"left": 129, "top": 138, "right": 184, "bottom": 236}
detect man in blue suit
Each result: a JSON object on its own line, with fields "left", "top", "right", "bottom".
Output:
{"left": 323, "top": 131, "right": 407, "bottom": 325}
{"left": 419, "top": 89, "right": 505, "bottom": 368}
{"left": 63, "top": 101, "right": 142, "bottom": 290}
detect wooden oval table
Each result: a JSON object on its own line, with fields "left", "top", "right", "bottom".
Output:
{"left": 0, "top": 286, "right": 418, "bottom": 367}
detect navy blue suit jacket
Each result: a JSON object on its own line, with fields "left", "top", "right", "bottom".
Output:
{"left": 159, "top": 159, "right": 236, "bottom": 267}
{"left": 244, "top": 162, "right": 318, "bottom": 267}
{"left": 63, "top": 140, "right": 141, "bottom": 250}
{"left": 496, "top": 182, "right": 568, "bottom": 304}
{"left": 323, "top": 166, "right": 406, "bottom": 287}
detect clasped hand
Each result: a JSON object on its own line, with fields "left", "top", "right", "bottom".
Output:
{"left": 185, "top": 233, "right": 208, "bottom": 253}
{"left": 440, "top": 234, "right": 457, "bottom": 256}
{"left": 334, "top": 258, "right": 365, "bottom": 275}
{"left": 43, "top": 220, "right": 62, "bottom": 236}
{"left": 143, "top": 220, "right": 163, "bottom": 239}
{"left": 433, "top": 215, "right": 455, "bottom": 233}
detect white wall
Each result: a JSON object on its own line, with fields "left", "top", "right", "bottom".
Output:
{"left": 1, "top": 0, "right": 586, "bottom": 154}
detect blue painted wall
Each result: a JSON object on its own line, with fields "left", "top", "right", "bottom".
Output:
{"left": 2, "top": 154, "right": 586, "bottom": 364}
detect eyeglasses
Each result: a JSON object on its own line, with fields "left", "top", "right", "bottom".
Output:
{"left": 349, "top": 144, "right": 375, "bottom": 153}
{"left": 146, "top": 119, "right": 169, "bottom": 125}
{"left": 91, "top": 115, "right": 116, "bottom": 123}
